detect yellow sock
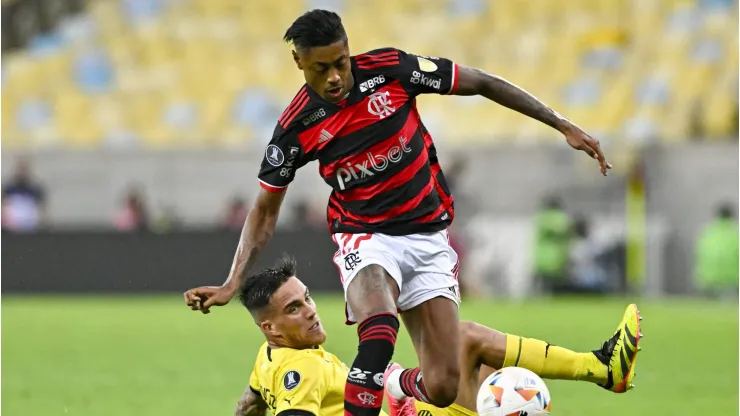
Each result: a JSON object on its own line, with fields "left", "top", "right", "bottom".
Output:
{"left": 502, "top": 334, "right": 607, "bottom": 384}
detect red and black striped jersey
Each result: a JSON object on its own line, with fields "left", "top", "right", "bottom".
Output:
{"left": 258, "top": 47, "right": 459, "bottom": 235}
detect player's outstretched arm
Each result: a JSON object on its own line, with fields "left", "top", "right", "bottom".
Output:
{"left": 235, "top": 385, "right": 268, "bottom": 416}
{"left": 223, "top": 189, "right": 286, "bottom": 291}
{"left": 452, "top": 65, "right": 612, "bottom": 176}
{"left": 184, "top": 189, "right": 287, "bottom": 313}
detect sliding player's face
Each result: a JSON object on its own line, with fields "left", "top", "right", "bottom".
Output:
{"left": 268, "top": 277, "right": 326, "bottom": 348}
{"left": 293, "top": 40, "right": 353, "bottom": 103}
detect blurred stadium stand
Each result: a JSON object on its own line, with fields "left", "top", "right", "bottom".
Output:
{"left": 1, "top": 0, "right": 737, "bottom": 297}
{"left": 2, "top": 0, "right": 737, "bottom": 149}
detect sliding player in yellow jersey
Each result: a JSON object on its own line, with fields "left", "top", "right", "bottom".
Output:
{"left": 226, "top": 256, "right": 641, "bottom": 416}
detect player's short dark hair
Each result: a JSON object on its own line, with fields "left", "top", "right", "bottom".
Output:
{"left": 283, "top": 9, "right": 347, "bottom": 51}
{"left": 239, "top": 254, "right": 298, "bottom": 315}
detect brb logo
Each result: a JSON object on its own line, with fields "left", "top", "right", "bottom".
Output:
{"left": 335, "top": 136, "right": 412, "bottom": 190}
{"left": 359, "top": 75, "right": 386, "bottom": 92}
{"left": 367, "top": 91, "right": 395, "bottom": 119}
{"left": 302, "top": 108, "right": 326, "bottom": 126}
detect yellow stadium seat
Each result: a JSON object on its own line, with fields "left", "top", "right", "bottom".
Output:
{"left": 2, "top": 0, "right": 737, "bottom": 149}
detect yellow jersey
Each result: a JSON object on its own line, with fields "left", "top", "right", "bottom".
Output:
{"left": 250, "top": 342, "right": 382, "bottom": 416}
{"left": 249, "top": 342, "right": 476, "bottom": 416}
{"left": 415, "top": 402, "right": 477, "bottom": 416}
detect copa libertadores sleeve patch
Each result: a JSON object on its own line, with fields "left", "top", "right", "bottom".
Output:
{"left": 283, "top": 370, "right": 302, "bottom": 391}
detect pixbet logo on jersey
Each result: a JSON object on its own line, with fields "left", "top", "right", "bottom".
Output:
{"left": 410, "top": 70, "right": 441, "bottom": 90}
{"left": 335, "top": 136, "right": 412, "bottom": 190}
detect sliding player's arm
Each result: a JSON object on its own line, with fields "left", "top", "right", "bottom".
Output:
{"left": 184, "top": 126, "right": 310, "bottom": 313}
{"left": 235, "top": 385, "right": 268, "bottom": 416}
{"left": 453, "top": 65, "right": 611, "bottom": 175}
{"left": 236, "top": 367, "right": 269, "bottom": 416}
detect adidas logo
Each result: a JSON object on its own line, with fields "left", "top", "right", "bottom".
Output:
{"left": 318, "top": 129, "right": 333, "bottom": 144}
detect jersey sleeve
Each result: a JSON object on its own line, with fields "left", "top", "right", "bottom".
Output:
{"left": 273, "top": 355, "right": 328, "bottom": 416}
{"left": 257, "top": 125, "right": 310, "bottom": 193}
{"left": 249, "top": 367, "right": 260, "bottom": 394}
{"left": 396, "top": 49, "right": 460, "bottom": 96}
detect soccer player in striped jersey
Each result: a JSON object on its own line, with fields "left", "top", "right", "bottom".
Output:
{"left": 185, "top": 9, "right": 615, "bottom": 416}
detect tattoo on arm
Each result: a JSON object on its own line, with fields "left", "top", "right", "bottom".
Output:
{"left": 224, "top": 190, "right": 285, "bottom": 289}
{"left": 235, "top": 387, "right": 267, "bottom": 416}
{"left": 454, "top": 65, "right": 573, "bottom": 133}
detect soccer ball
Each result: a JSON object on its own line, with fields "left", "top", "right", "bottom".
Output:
{"left": 476, "top": 367, "right": 551, "bottom": 416}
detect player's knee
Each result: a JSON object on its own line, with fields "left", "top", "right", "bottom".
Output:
{"left": 424, "top": 365, "right": 461, "bottom": 407}
{"left": 458, "top": 320, "right": 479, "bottom": 346}
{"left": 425, "top": 377, "right": 459, "bottom": 407}
{"left": 459, "top": 320, "right": 506, "bottom": 368}
{"left": 459, "top": 321, "right": 502, "bottom": 354}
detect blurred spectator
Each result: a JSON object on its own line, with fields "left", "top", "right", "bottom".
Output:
{"left": 291, "top": 199, "right": 324, "bottom": 230}
{"left": 444, "top": 156, "right": 482, "bottom": 297}
{"left": 533, "top": 196, "right": 574, "bottom": 292}
{"left": 445, "top": 157, "right": 465, "bottom": 195}
{"left": 694, "top": 203, "right": 739, "bottom": 299}
{"left": 222, "top": 196, "right": 249, "bottom": 231}
{"left": 1, "top": 158, "right": 48, "bottom": 232}
{"left": 152, "top": 206, "right": 182, "bottom": 233}
{"left": 113, "top": 187, "right": 150, "bottom": 231}
{"left": 566, "top": 216, "right": 610, "bottom": 294}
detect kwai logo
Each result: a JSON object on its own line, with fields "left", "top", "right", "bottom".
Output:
{"left": 335, "top": 136, "right": 412, "bottom": 190}
{"left": 410, "top": 70, "right": 441, "bottom": 90}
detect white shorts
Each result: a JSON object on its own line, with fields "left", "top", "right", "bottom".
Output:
{"left": 331, "top": 230, "right": 461, "bottom": 324}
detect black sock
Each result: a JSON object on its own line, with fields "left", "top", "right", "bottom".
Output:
{"left": 344, "top": 313, "right": 399, "bottom": 416}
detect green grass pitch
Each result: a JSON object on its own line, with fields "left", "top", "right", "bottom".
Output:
{"left": 2, "top": 295, "right": 737, "bottom": 415}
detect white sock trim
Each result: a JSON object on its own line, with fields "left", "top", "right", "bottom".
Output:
{"left": 387, "top": 368, "right": 408, "bottom": 401}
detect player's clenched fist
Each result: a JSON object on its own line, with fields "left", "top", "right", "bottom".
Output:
{"left": 183, "top": 285, "right": 234, "bottom": 314}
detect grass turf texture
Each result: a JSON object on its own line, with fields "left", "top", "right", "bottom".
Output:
{"left": 2, "top": 295, "right": 737, "bottom": 415}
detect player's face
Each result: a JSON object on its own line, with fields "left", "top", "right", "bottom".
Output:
{"left": 293, "top": 40, "right": 353, "bottom": 103}
{"left": 267, "top": 277, "right": 326, "bottom": 348}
